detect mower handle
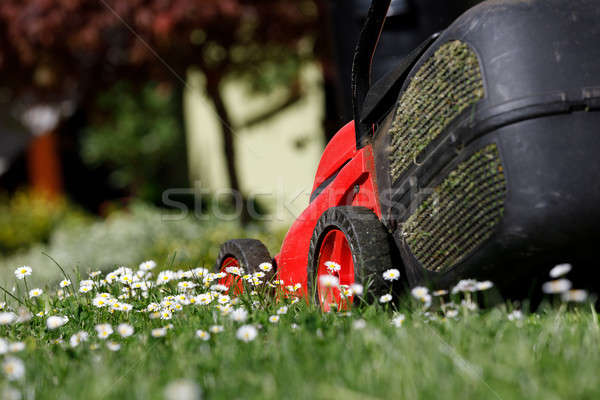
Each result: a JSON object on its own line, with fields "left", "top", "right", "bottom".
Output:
{"left": 351, "top": 0, "right": 392, "bottom": 149}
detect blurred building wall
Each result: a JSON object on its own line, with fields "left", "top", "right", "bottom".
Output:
{"left": 184, "top": 64, "right": 325, "bottom": 226}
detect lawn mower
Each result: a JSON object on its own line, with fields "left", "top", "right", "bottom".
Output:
{"left": 216, "top": 0, "right": 600, "bottom": 308}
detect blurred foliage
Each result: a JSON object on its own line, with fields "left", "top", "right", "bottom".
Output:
{"left": 0, "top": 202, "right": 286, "bottom": 286}
{"left": 0, "top": 0, "right": 318, "bottom": 106}
{"left": 0, "top": 191, "right": 90, "bottom": 255}
{"left": 0, "top": 1, "right": 319, "bottom": 212}
{"left": 81, "top": 82, "right": 187, "bottom": 203}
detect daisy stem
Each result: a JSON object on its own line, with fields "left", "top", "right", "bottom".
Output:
{"left": 0, "top": 285, "right": 26, "bottom": 308}
{"left": 42, "top": 252, "right": 76, "bottom": 297}
{"left": 22, "top": 277, "right": 33, "bottom": 309}
{"left": 168, "top": 251, "right": 177, "bottom": 269}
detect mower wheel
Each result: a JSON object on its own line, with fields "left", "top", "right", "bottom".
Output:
{"left": 307, "top": 206, "right": 398, "bottom": 311}
{"left": 216, "top": 239, "right": 273, "bottom": 292}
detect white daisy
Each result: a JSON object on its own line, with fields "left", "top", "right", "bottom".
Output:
{"left": 106, "top": 272, "right": 118, "bottom": 283}
{"left": 259, "top": 262, "right": 273, "bottom": 272}
{"left": 217, "top": 304, "right": 233, "bottom": 315}
{"left": 8, "top": 342, "right": 25, "bottom": 353}
{"left": 269, "top": 315, "right": 280, "bottom": 323}
{"left": 28, "top": 288, "right": 43, "bottom": 298}
{"left": 319, "top": 275, "right": 339, "bottom": 288}
{"left": 106, "top": 341, "right": 121, "bottom": 351}
{"left": 95, "top": 323, "right": 113, "bottom": 339}
{"left": 250, "top": 277, "right": 263, "bottom": 286}
{"left": 178, "top": 281, "right": 197, "bottom": 291}
{"left": 117, "top": 323, "right": 134, "bottom": 338}
{"left": 2, "top": 357, "right": 24, "bottom": 381}
{"left": 164, "top": 379, "right": 201, "bottom": 400}
{"left": 507, "top": 310, "right": 523, "bottom": 321}
{"left": 119, "top": 275, "right": 133, "bottom": 285}
{"left": 210, "top": 284, "right": 228, "bottom": 292}
{"left": 151, "top": 327, "right": 167, "bottom": 338}
{"left": 236, "top": 325, "right": 258, "bottom": 342}
{"left": 230, "top": 308, "right": 248, "bottom": 322}
{"left": 160, "top": 309, "right": 173, "bottom": 320}
{"left": 80, "top": 279, "right": 94, "bottom": 287}
{"left": 561, "top": 289, "right": 588, "bottom": 303}
{"left": 379, "top": 294, "right": 393, "bottom": 303}
{"left": 195, "top": 330, "right": 211, "bottom": 341}
{"left": 225, "top": 266, "right": 243, "bottom": 276}
{"left": 46, "top": 315, "right": 68, "bottom": 330}
{"left": 382, "top": 268, "right": 400, "bottom": 281}
{"left": 59, "top": 279, "right": 71, "bottom": 288}
{"left": 411, "top": 286, "right": 429, "bottom": 299}
{"left": 550, "top": 263, "right": 572, "bottom": 278}
{"left": 195, "top": 294, "right": 212, "bottom": 305}
{"left": 92, "top": 297, "right": 108, "bottom": 308}
{"left": 15, "top": 309, "right": 32, "bottom": 323}
{"left": 79, "top": 285, "right": 92, "bottom": 294}
{"left": 69, "top": 331, "right": 89, "bottom": 348}
{"left": 350, "top": 283, "right": 364, "bottom": 296}
{"left": 542, "top": 279, "right": 572, "bottom": 294}
{"left": 0, "top": 312, "right": 16, "bottom": 325}
{"left": 157, "top": 270, "right": 175, "bottom": 284}
{"left": 324, "top": 261, "right": 341, "bottom": 273}
{"left": 476, "top": 281, "right": 494, "bottom": 291}
{"left": 209, "top": 325, "right": 224, "bottom": 334}
{"left": 14, "top": 266, "right": 32, "bottom": 280}
{"left": 276, "top": 306, "right": 288, "bottom": 315}
{"left": 333, "top": 284, "right": 345, "bottom": 296}
{"left": 451, "top": 279, "right": 478, "bottom": 294}
{"left": 352, "top": 319, "right": 366, "bottom": 330}
{"left": 391, "top": 313, "right": 406, "bottom": 327}
{"left": 139, "top": 260, "right": 157, "bottom": 271}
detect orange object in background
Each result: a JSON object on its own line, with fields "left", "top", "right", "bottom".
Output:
{"left": 26, "top": 131, "right": 63, "bottom": 199}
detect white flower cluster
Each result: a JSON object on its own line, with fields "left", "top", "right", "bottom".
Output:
{"left": 542, "top": 263, "right": 587, "bottom": 302}
{"left": 38, "top": 260, "right": 302, "bottom": 350}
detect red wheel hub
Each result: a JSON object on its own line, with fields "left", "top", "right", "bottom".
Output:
{"left": 219, "top": 257, "right": 244, "bottom": 295}
{"left": 316, "top": 229, "right": 355, "bottom": 311}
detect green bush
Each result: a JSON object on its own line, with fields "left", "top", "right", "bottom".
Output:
{"left": 0, "top": 191, "right": 89, "bottom": 255}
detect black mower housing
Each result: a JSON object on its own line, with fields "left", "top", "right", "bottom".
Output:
{"left": 363, "top": 0, "right": 600, "bottom": 290}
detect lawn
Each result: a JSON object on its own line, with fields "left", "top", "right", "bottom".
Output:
{"left": 0, "top": 260, "right": 596, "bottom": 400}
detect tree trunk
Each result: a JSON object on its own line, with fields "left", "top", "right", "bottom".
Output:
{"left": 205, "top": 77, "right": 250, "bottom": 225}
{"left": 27, "top": 130, "right": 63, "bottom": 199}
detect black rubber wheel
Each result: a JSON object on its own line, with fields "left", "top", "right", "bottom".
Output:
{"left": 215, "top": 239, "right": 272, "bottom": 275}
{"left": 307, "top": 206, "right": 399, "bottom": 308}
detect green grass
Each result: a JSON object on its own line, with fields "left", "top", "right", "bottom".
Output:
{"left": 0, "top": 263, "right": 596, "bottom": 400}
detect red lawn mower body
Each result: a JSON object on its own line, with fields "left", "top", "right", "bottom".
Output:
{"left": 274, "top": 121, "right": 381, "bottom": 293}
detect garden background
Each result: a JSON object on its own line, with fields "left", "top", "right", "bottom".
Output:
{"left": 1, "top": 2, "right": 597, "bottom": 400}
{"left": 0, "top": 0, "right": 479, "bottom": 285}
